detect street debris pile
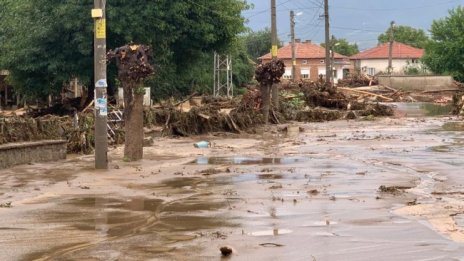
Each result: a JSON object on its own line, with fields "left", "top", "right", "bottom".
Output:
{"left": 0, "top": 116, "right": 63, "bottom": 145}
{"left": 15, "top": 78, "right": 464, "bottom": 155}
{"left": 0, "top": 113, "right": 100, "bottom": 154}
{"left": 27, "top": 97, "right": 83, "bottom": 118}
{"left": 279, "top": 81, "right": 394, "bottom": 122}
{"left": 144, "top": 96, "right": 264, "bottom": 136}
{"left": 0, "top": 79, "right": 398, "bottom": 154}
{"left": 337, "top": 74, "right": 378, "bottom": 87}
{"left": 451, "top": 81, "right": 464, "bottom": 115}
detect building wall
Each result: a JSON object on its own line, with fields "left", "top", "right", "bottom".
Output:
{"left": 261, "top": 58, "right": 350, "bottom": 82}
{"left": 353, "top": 58, "right": 419, "bottom": 75}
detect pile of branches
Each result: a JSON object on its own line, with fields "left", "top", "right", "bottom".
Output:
{"left": 26, "top": 97, "right": 83, "bottom": 118}
{"left": 145, "top": 97, "right": 264, "bottom": 136}
{"left": 255, "top": 60, "right": 285, "bottom": 85}
{"left": 0, "top": 113, "right": 119, "bottom": 154}
{"left": 337, "top": 74, "right": 378, "bottom": 87}
{"left": 239, "top": 88, "right": 262, "bottom": 111}
{"left": 294, "top": 81, "right": 393, "bottom": 117}
{"left": 0, "top": 116, "right": 64, "bottom": 145}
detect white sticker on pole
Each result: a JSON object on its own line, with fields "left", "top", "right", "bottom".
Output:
{"left": 96, "top": 97, "right": 107, "bottom": 117}
{"left": 95, "top": 79, "right": 107, "bottom": 88}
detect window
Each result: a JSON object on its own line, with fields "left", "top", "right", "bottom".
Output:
{"left": 283, "top": 69, "right": 292, "bottom": 79}
{"left": 320, "top": 60, "right": 325, "bottom": 64}
{"left": 301, "top": 69, "right": 310, "bottom": 79}
{"left": 367, "top": 67, "right": 376, "bottom": 76}
{"left": 302, "top": 60, "right": 308, "bottom": 65}
{"left": 332, "top": 69, "right": 338, "bottom": 79}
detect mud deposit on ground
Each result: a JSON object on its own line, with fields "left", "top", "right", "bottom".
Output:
{"left": 1, "top": 116, "right": 464, "bottom": 260}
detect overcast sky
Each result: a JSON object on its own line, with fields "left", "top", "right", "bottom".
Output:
{"left": 242, "top": 0, "right": 463, "bottom": 50}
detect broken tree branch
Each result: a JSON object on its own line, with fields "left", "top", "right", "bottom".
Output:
{"left": 338, "top": 87, "right": 394, "bottom": 101}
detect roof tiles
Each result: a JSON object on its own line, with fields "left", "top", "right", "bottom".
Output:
{"left": 260, "top": 42, "right": 347, "bottom": 60}
{"left": 350, "top": 42, "right": 424, "bottom": 60}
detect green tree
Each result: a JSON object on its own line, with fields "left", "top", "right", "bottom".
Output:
{"left": 378, "top": 25, "right": 429, "bottom": 49}
{"left": 0, "top": 0, "right": 250, "bottom": 100}
{"left": 242, "top": 28, "right": 282, "bottom": 61}
{"left": 422, "top": 6, "right": 464, "bottom": 82}
{"left": 321, "top": 37, "right": 359, "bottom": 56}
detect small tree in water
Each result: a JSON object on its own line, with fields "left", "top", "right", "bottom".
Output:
{"left": 108, "top": 44, "right": 154, "bottom": 161}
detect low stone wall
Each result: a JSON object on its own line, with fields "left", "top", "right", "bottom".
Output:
{"left": 0, "top": 140, "right": 67, "bottom": 169}
{"left": 378, "top": 75, "right": 457, "bottom": 92}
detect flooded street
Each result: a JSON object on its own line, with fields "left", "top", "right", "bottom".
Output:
{"left": 1, "top": 110, "right": 464, "bottom": 260}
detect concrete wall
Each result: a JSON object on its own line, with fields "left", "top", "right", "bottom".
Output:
{"left": 0, "top": 140, "right": 67, "bottom": 169}
{"left": 378, "top": 75, "right": 456, "bottom": 92}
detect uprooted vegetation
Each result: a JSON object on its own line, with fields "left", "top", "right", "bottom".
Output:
{"left": 0, "top": 80, "right": 395, "bottom": 154}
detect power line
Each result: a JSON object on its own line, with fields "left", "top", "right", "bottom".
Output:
{"left": 245, "top": 0, "right": 297, "bottom": 18}
{"left": 331, "top": 0, "right": 459, "bottom": 11}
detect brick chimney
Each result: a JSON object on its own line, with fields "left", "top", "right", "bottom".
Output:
{"left": 305, "top": 40, "right": 312, "bottom": 44}
{"left": 295, "top": 39, "right": 301, "bottom": 43}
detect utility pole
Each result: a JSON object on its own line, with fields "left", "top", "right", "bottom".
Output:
{"left": 331, "top": 35, "right": 335, "bottom": 87}
{"left": 92, "top": 0, "right": 108, "bottom": 169}
{"left": 388, "top": 21, "right": 395, "bottom": 74}
{"left": 324, "top": 0, "right": 331, "bottom": 84}
{"left": 271, "top": 0, "right": 279, "bottom": 109}
{"left": 290, "top": 10, "right": 296, "bottom": 82}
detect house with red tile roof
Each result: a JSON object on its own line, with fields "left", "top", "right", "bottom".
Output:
{"left": 259, "top": 40, "right": 351, "bottom": 82}
{"left": 350, "top": 42, "right": 424, "bottom": 76}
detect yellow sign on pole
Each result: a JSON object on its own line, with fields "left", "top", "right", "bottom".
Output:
{"left": 271, "top": 45, "right": 278, "bottom": 58}
{"left": 95, "top": 19, "right": 106, "bottom": 39}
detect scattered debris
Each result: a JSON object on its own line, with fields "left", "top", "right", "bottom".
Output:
{"left": 194, "top": 141, "right": 210, "bottom": 148}
{"left": 308, "top": 189, "right": 320, "bottom": 195}
{"left": 269, "top": 184, "right": 283, "bottom": 190}
{"left": 199, "top": 167, "right": 230, "bottom": 176}
{"left": 0, "top": 202, "right": 12, "bottom": 208}
{"left": 378, "top": 185, "right": 411, "bottom": 194}
{"left": 337, "top": 74, "right": 378, "bottom": 87}
{"left": 220, "top": 246, "right": 233, "bottom": 257}
{"left": 259, "top": 243, "right": 284, "bottom": 247}
{"left": 143, "top": 137, "right": 154, "bottom": 147}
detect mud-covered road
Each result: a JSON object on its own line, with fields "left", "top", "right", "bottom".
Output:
{"left": 1, "top": 112, "right": 464, "bottom": 260}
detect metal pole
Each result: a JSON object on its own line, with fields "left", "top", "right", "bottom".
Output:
{"left": 92, "top": 0, "right": 108, "bottom": 169}
{"left": 290, "top": 10, "right": 296, "bottom": 81}
{"left": 324, "top": 0, "right": 331, "bottom": 84}
{"left": 213, "top": 52, "right": 217, "bottom": 97}
{"left": 388, "top": 21, "right": 395, "bottom": 74}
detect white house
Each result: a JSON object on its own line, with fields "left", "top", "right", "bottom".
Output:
{"left": 350, "top": 42, "right": 424, "bottom": 76}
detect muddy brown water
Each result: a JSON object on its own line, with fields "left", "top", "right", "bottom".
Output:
{"left": 191, "top": 156, "right": 309, "bottom": 165}
{"left": 1, "top": 115, "right": 464, "bottom": 260}
{"left": 391, "top": 102, "right": 453, "bottom": 117}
